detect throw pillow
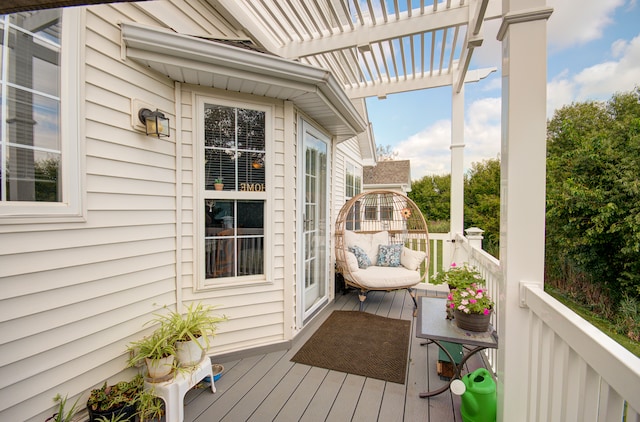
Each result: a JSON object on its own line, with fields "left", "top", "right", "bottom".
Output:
{"left": 377, "top": 244, "right": 402, "bottom": 267}
{"left": 349, "top": 245, "right": 371, "bottom": 269}
{"left": 401, "top": 247, "right": 427, "bottom": 271}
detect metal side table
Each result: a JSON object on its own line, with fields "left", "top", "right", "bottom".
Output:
{"left": 416, "top": 296, "right": 498, "bottom": 398}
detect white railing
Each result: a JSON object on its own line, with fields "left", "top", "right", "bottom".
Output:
{"left": 521, "top": 283, "right": 640, "bottom": 421}
{"left": 427, "top": 232, "right": 453, "bottom": 279}
{"left": 454, "top": 229, "right": 640, "bottom": 421}
{"left": 454, "top": 232, "right": 501, "bottom": 372}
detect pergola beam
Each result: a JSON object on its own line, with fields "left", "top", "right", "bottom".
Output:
{"left": 346, "top": 66, "right": 495, "bottom": 99}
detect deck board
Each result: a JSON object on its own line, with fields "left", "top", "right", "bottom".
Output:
{"left": 187, "top": 289, "right": 489, "bottom": 422}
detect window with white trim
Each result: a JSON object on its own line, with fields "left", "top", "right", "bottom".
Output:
{"left": 345, "top": 160, "right": 362, "bottom": 230}
{"left": 0, "top": 8, "right": 82, "bottom": 219}
{"left": 200, "top": 100, "right": 268, "bottom": 285}
{"left": 345, "top": 161, "right": 361, "bottom": 200}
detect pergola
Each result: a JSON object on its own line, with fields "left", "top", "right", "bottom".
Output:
{"left": 1, "top": 1, "right": 553, "bottom": 419}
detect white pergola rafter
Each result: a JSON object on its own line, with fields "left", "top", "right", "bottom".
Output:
{"left": 213, "top": 0, "right": 500, "bottom": 100}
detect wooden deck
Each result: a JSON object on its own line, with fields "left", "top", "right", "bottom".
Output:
{"left": 182, "top": 288, "right": 487, "bottom": 422}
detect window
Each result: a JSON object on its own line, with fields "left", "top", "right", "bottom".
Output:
{"left": 364, "top": 194, "right": 393, "bottom": 221}
{"left": 0, "top": 8, "right": 82, "bottom": 220}
{"left": 345, "top": 161, "right": 362, "bottom": 230}
{"left": 345, "top": 161, "right": 361, "bottom": 200}
{"left": 200, "top": 101, "right": 268, "bottom": 285}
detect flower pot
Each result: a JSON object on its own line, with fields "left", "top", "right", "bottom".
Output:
{"left": 87, "top": 403, "right": 136, "bottom": 422}
{"left": 453, "top": 309, "right": 492, "bottom": 332}
{"left": 176, "top": 337, "right": 206, "bottom": 367}
{"left": 145, "top": 355, "right": 174, "bottom": 379}
{"left": 214, "top": 183, "right": 224, "bottom": 191}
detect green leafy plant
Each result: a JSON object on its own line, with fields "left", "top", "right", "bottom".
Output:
{"left": 47, "top": 393, "right": 81, "bottom": 422}
{"left": 430, "top": 262, "right": 485, "bottom": 289}
{"left": 213, "top": 178, "right": 223, "bottom": 184}
{"left": 136, "top": 389, "right": 165, "bottom": 422}
{"left": 87, "top": 375, "right": 143, "bottom": 414}
{"left": 155, "top": 302, "right": 227, "bottom": 351}
{"left": 448, "top": 284, "right": 494, "bottom": 315}
{"left": 127, "top": 326, "right": 176, "bottom": 367}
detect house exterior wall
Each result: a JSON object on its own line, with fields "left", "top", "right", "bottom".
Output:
{"left": 0, "top": 3, "right": 353, "bottom": 420}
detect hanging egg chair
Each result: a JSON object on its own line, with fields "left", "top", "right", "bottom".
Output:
{"left": 335, "top": 190, "right": 430, "bottom": 311}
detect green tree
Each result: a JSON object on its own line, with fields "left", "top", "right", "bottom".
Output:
{"left": 464, "top": 158, "right": 500, "bottom": 257}
{"left": 409, "top": 174, "right": 451, "bottom": 225}
{"left": 546, "top": 88, "right": 640, "bottom": 302}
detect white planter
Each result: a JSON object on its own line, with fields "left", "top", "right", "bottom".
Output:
{"left": 145, "top": 355, "right": 174, "bottom": 379}
{"left": 176, "top": 337, "right": 207, "bottom": 367}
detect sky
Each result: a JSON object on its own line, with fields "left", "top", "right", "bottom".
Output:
{"left": 365, "top": 0, "right": 640, "bottom": 180}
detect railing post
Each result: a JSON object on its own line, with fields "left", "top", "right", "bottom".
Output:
{"left": 497, "top": 2, "right": 553, "bottom": 421}
{"left": 465, "top": 227, "right": 484, "bottom": 250}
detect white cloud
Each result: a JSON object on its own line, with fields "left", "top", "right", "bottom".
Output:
{"left": 396, "top": 98, "right": 501, "bottom": 180}
{"left": 547, "top": 0, "right": 625, "bottom": 50}
{"left": 396, "top": 119, "right": 452, "bottom": 179}
{"left": 547, "top": 34, "right": 640, "bottom": 116}
{"left": 575, "top": 35, "right": 640, "bottom": 98}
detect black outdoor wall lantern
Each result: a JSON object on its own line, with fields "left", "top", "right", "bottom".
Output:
{"left": 138, "top": 108, "right": 170, "bottom": 137}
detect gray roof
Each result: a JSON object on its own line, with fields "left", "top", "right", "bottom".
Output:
{"left": 363, "top": 160, "right": 411, "bottom": 186}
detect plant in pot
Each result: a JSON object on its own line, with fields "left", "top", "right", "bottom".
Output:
{"left": 430, "top": 262, "right": 486, "bottom": 290}
{"left": 213, "top": 178, "right": 224, "bottom": 191}
{"left": 46, "top": 393, "right": 81, "bottom": 422}
{"left": 127, "top": 326, "right": 176, "bottom": 380}
{"left": 447, "top": 284, "right": 495, "bottom": 332}
{"left": 156, "top": 302, "right": 227, "bottom": 367}
{"left": 86, "top": 375, "right": 143, "bottom": 422}
{"left": 136, "top": 389, "right": 165, "bottom": 422}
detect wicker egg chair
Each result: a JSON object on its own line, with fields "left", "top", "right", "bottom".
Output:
{"left": 335, "top": 190, "right": 430, "bottom": 311}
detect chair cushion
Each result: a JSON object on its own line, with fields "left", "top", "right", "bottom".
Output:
{"left": 349, "top": 245, "right": 371, "bottom": 269}
{"left": 350, "top": 265, "right": 422, "bottom": 289}
{"left": 344, "top": 230, "right": 389, "bottom": 265}
{"left": 401, "top": 247, "right": 427, "bottom": 271}
{"left": 377, "top": 244, "right": 402, "bottom": 267}
{"left": 345, "top": 251, "right": 360, "bottom": 273}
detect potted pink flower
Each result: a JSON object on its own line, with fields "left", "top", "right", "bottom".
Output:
{"left": 447, "top": 283, "right": 495, "bottom": 332}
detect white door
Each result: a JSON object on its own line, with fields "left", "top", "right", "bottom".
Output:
{"left": 299, "top": 121, "right": 329, "bottom": 322}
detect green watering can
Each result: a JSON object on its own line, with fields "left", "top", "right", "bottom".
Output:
{"left": 450, "top": 368, "right": 497, "bottom": 422}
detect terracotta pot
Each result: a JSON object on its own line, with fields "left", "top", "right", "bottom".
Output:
{"left": 214, "top": 183, "right": 224, "bottom": 191}
{"left": 453, "top": 309, "right": 491, "bottom": 332}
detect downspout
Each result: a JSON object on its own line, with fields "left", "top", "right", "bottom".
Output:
{"left": 174, "top": 82, "right": 183, "bottom": 312}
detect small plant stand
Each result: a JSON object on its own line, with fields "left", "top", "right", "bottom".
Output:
{"left": 144, "top": 355, "right": 215, "bottom": 422}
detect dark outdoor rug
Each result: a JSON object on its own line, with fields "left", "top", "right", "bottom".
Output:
{"left": 291, "top": 311, "right": 411, "bottom": 384}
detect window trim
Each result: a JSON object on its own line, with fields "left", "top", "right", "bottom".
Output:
{"left": 195, "top": 94, "right": 273, "bottom": 291}
{"left": 0, "top": 7, "right": 84, "bottom": 224}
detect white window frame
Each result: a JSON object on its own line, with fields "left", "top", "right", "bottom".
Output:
{"left": 195, "top": 94, "right": 273, "bottom": 290}
{"left": 345, "top": 159, "right": 362, "bottom": 200}
{"left": 0, "top": 8, "right": 84, "bottom": 224}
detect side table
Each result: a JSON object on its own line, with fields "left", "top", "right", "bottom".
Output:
{"left": 144, "top": 356, "right": 216, "bottom": 422}
{"left": 416, "top": 296, "right": 498, "bottom": 398}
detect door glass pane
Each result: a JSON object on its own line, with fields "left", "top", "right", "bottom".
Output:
{"left": 303, "top": 132, "right": 327, "bottom": 312}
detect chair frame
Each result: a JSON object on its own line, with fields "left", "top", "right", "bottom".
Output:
{"left": 335, "top": 190, "right": 430, "bottom": 310}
